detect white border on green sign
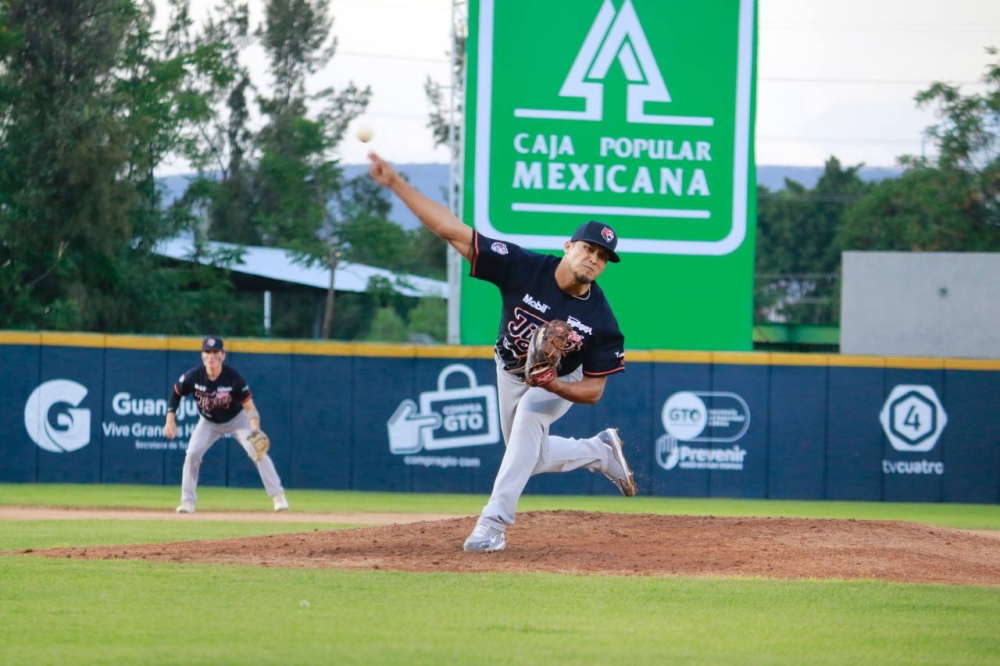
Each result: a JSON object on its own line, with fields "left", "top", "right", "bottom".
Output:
{"left": 473, "top": 0, "right": 755, "bottom": 256}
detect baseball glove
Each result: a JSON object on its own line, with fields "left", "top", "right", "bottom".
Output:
{"left": 247, "top": 429, "right": 270, "bottom": 462}
{"left": 524, "top": 319, "right": 576, "bottom": 387}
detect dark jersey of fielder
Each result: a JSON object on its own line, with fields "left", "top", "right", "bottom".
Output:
{"left": 470, "top": 232, "right": 625, "bottom": 379}
{"left": 167, "top": 365, "right": 252, "bottom": 423}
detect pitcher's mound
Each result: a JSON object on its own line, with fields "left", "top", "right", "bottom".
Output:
{"left": 26, "top": 510, "right": 1000, "bottom": 585}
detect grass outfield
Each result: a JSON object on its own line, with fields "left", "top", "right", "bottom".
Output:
{"left": 2, "top": 484, "right": 1000, "bottom": 664}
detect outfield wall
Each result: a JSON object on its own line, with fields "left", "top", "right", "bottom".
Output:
{"left": 2, "top": 332, "right": 998, "bottom": 503}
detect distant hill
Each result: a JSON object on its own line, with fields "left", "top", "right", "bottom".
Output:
{"left": 159, "top": 163, "right": 902, "bottom": 231}
{"left": 755, "top": 165, "right": 901, "bottom": 191}
{"left": 157, "top": 164, "right": 449, "bottom": 232}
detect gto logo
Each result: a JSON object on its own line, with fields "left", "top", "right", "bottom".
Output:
{"left": 24, "top": 379, "right": 92, "bottom": 453}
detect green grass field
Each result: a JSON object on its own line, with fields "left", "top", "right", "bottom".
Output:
{"left": 2, "top": 484, "right": 1000, "bottom": 665}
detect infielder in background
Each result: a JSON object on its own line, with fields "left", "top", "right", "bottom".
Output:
{"left": 368, "top": 152, "right": 636, "bottom": 553}
{"left": 163, "top": 336, "right": 289, "bottom": 513}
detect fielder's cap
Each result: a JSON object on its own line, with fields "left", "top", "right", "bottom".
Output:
{"left": 202, "top": 336, "right": 225, "bottom": 352}
{"left": 570, "top": 220, "right": 621, "bottom": 263}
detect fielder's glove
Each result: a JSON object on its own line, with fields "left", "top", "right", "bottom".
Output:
{"left": 524, "top": 319, "right": 578, "bottom": 387}
{"left": 247, "top": 429, "right": 271, "bottom": 462}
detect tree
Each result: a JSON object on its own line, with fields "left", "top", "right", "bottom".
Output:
{"left": 424, "top": 32, "right": 465, "bottom": 151}
{"left": 167, "top": 0, "right": 260, "bottom": 245}
{"left": 755, "top": 158, "right": 869, "bottom": 323}
{"left": 837, "top": 48, "right": 1000, "bottom": 252}
{"left": 837, "top": 167, "right": 996, "bottom": 251}
{"left": 0, "top": 0, "right": 229, "bottom": 332}
{"left": 254, "top": 0, "right": 370, "bottom": 338}
{"left": 365, "top": 306, "right": 408, "bottom": 342}
{"left": 407, "top": 296, "right": 447, "bottom": 343}
{"left": 407, "top": 226, "right": 448, "bottom": 281}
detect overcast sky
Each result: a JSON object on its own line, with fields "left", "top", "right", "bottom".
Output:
{"left": 156, "top": 0, "right": 1000, "bottom": 174}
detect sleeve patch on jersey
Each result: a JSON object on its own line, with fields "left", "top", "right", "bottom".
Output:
{"left": 490, "top": 241, "right": 509, "bottom": 255}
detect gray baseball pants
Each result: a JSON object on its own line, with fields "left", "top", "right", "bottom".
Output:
{"left": 179, "top": 411, "right": 285, "bottom": 505}
{"left": 476, "top": 355, "right": 613, "bottom": 531}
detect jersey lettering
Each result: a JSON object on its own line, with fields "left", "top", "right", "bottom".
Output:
{"left": 507, "top": 307, "right": 547, "bottom": 355}
{"left": 567, "top": 316, "right": 594, "bottom": 335}
{"left": 174, "top": 365, "right": 251, "bottom": 423}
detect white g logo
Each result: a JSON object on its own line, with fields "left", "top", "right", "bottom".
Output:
{"left": 24, "top": 379, "right": 92, "bottom": 453}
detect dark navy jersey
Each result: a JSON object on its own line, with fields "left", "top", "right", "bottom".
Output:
{"left": 171, "top": 365, "right": 252, "bottom": 423}
{"left": 470, "top": 232, "right": 625, "bottom": 379}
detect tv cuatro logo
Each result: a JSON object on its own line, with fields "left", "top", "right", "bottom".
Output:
{"left": 879, "top": 385, "right": 948, "bottom": 475}
{"left": 655, "top": 391, "right": 750, "bottom": 471}
{"left": 24, "top": 379, "right": 92, "bottom": 453}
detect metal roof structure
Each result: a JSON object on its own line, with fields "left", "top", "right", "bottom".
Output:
{"left": 154, "top": 237, "right": 447, "bottom": 299}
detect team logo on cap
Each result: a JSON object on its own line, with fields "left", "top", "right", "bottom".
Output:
{"left": 601, "top": 227, "right": 615, "bottom": 242}
{"left": 205, "top": 338, "right": 219, "bottom": 348}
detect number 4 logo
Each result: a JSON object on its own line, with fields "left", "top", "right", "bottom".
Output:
{"left": 879, "top": 385, "right": 948, "bottom": 453}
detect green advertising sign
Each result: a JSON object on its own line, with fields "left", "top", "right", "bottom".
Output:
{"left": 461, "top": 0, "right": 758, "bottom": 350}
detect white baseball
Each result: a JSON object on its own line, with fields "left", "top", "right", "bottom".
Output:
{"left": 355, "top": 125, "right": 374, "bottom": 143}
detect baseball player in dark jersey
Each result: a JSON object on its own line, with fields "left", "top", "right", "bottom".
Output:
{"left": 369, "top": 152, "right": 636, "bottom": 553}
{"left": 163, "top": 336, "right": 288, "bottom": 513}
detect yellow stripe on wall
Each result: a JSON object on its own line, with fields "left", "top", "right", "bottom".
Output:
{"left": 712, "top": 351, "right": 771, "bottom": 366}
{"left": 884, "top": 356, "right": 945, "bottom": 370}
{"left": 832, "top": 354, "right": 885, "bottom": 368}
{"left": 0, "top": 331, "right": 41, "bottom": 345}
{"left": 106, "top": 336, "right": 170, "bottom": 350}
{"left": 41, "top": 332, "right": 105, "bottom": 348}
{"left": 230, "top": 339, "right": 293, "bottom": 354}
{"left": 168, "top": 337, "right": 204, "bottom": 352}
{"left": 769, "top": 352, "right": 830, "bottom": 367}
{"left": 945, "top": 358, "right": 1000, "bottom": 371}
{"left": 291, "top": 340, "right": 356, "bottom": 356}
{"left": 647, "top": 350, "right": 712, "bottom": 364}
{"left": 11, "top": 331, "right": 1000, "bottom": 372}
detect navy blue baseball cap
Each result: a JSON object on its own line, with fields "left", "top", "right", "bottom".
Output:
{"left": 202, "top": 336, "right": 225, "bottom": 351}
{"left": 570, "top": 221, "right": 621, "bottom": 263}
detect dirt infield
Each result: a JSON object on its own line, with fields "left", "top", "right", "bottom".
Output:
{"left": 12, "top": 507, "right": 1000, "bottom": 585}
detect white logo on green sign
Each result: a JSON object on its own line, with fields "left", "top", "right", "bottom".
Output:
{"left": 515, "top": 0, "right": 713, "bottom": 127}
{"left": 472, "top": 0, "right": 755, "bottom": 256}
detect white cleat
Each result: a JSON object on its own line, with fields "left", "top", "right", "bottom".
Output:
{"left": 463, "top": 524, "right": 506, "bottom": 552}
{"left": 273, "top": 493, "right": 290, "bottom": 512}
{"left": 599, "top": 428, "right": 638, "bottom": 497}
{"left": 176, "top": 501, "right": 196, "bottom": 514}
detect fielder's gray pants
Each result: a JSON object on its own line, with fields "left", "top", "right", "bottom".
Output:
{"left": 180, "top": 411, "right": 285, "bottom": 505}
{"left": 477, "top": 355, "right": 613, "bottom": 531}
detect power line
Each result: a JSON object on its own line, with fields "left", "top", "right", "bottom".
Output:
{"left": 762, "top": 22, "right": 1000, "bottom": 33}
{"left": 337, "top": 50, "right": 448, "bottom": 64}
{"left": 760, "top": 76, "right": 983, "bottom": 85}
{"left": 759, "top": 136, "right": 923, "bottom": 145}
{"left": 335, "top": 50, "right": 985, "bottom": 87}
